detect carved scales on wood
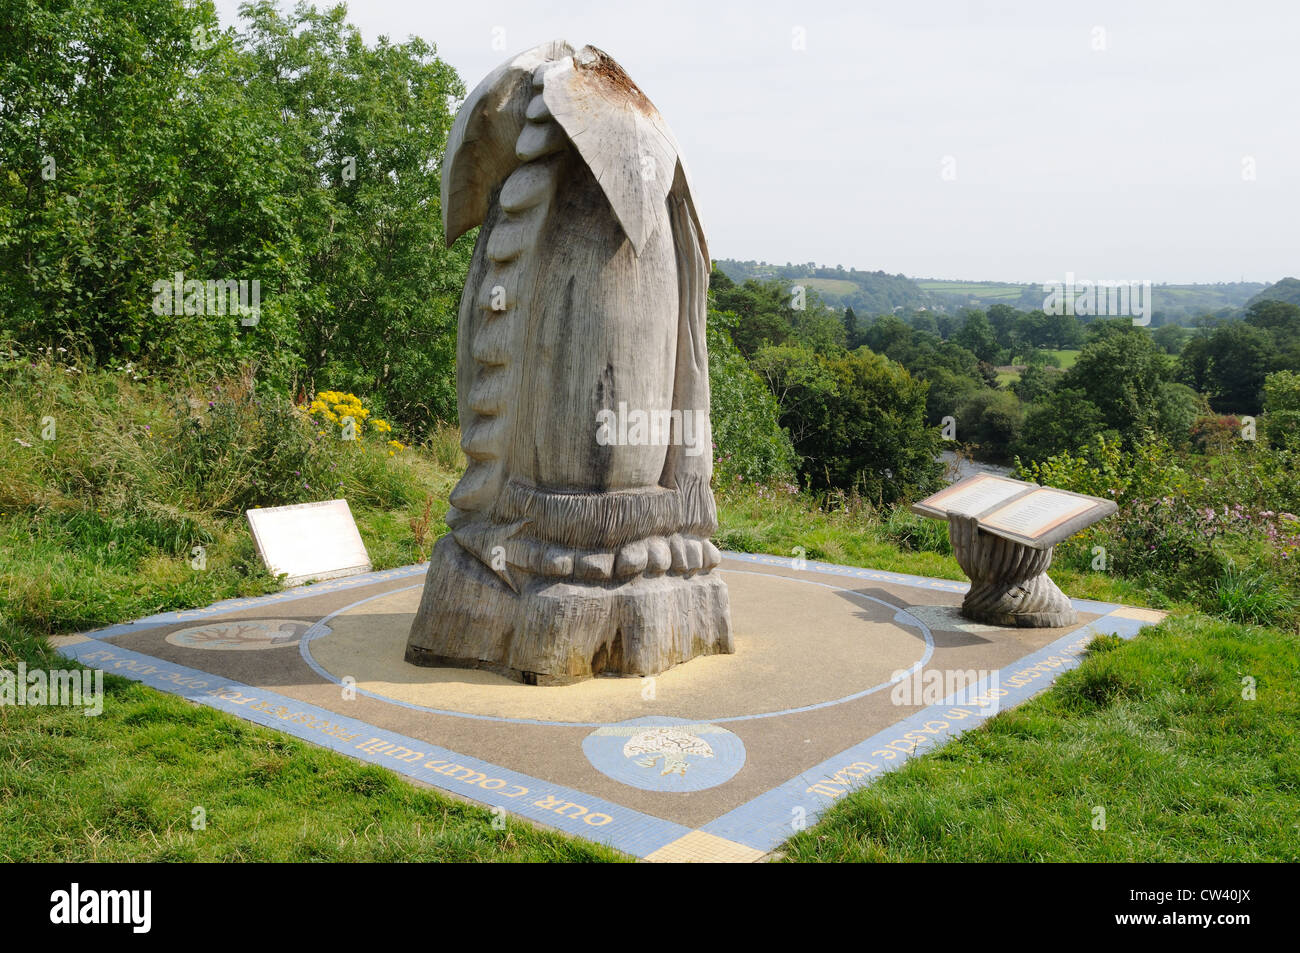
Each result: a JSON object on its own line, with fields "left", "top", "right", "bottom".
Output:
{"left": 405, "top": 42, "right": 734, "bottom": 685}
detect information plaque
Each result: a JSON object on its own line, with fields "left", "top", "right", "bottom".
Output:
{"left": 246, "top": 499, "right": 372, "bottom": 587}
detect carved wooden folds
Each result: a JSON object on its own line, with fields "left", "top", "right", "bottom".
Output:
{"left": 405, "top": 42, "right": 733, "bottom": 684}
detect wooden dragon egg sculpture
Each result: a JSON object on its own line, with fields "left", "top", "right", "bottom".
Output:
{"left": 405, "top": 41, "right": 734, "bottom": 685}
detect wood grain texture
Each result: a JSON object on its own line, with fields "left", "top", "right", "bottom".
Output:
{"left": 407, "top": 42, "right": 732, "bottom": 683}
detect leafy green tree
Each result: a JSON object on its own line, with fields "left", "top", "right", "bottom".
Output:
{"left": 1244, "top": 299, "right": 1300, "bottom": 376}
{"left": 753, "top": 345, "right": 941, "bottom": 502}
{"left": 1014, "top": 387, "right": 1109, "bottom": 463}
{"left": 916, "top": 365, "right": 980, "bottom": 428}
{"left": 1153, "top": 323, "right": 1191, "bottom": 355}
{"left": 953, "top": 310, "right": 1000, "bottom": 364}
{"left": 1058, "top": 326, "right": 1169, "bottom": 445}
{"left": 1262, "top": 369, "right": 1300, "bottom": 450}
{"left": 986, "top": 303, "right": 1022, "bottom": 352}
{"left": 709, "top": 274, "right": 796, "bottom": 357}
{"left": 706, "top": 311, "right": 799, "bottom": 482}
{"left": 233, "top": 1, "right": 466, "bottom": 428}
{"left": 0, "top": 0, "right": 283, "bottom": 365}
{"left": 1200, "top": 321, "right": 1275, "bottom": 414}
{"left": 955, "top": 389, "right": 1023, "bottom": 463}
{"left": 1153, "top": 381, "right": 1203, "bottom": 445}
{"left": 861, "top": 313, "right": 913, "bottom": 359}
{"left": 842, "top": 306, "right": 859, "bottom": 348}
{"left": 0, "top": 0, "right": 467, "bottom": 433}
{"left": 1010, "top": 363, "right": 1057, "bottom": 403}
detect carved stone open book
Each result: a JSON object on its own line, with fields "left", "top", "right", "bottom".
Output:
{"left": 404, "top": 41, "right": 733, "bottom": 685}
{"left": 912, "top": 474, "right": 1116, "bottom": 550}
{"left": 912, "top": 475, "right": 1117, "bottom": 627}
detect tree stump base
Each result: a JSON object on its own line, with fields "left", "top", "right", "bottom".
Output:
{"left": 405, "top": 534, "right": 734, "bottom": 685}
{"left": 948, "top": 514, "right": 1078, "bottom": 628}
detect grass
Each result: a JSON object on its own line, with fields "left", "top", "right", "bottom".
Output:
{"left": 1046, "top": 347, "right": 1080, "bottom": 369}
{"left": 797, "top": 277, "right": 861, "bottom": 296}
{"left": 914, "top": 280, "right": 1027, "bottom": 300}
{"left": 0, "top": 667, "right": 622, "bottom": 861}
{"left": 0, "top": 361, "right": 606, "bottom": 861}
{"left": 783, "top": 615, "right": 1300, "bottom": 861}
{"left": 3, "top": 360, "right": 1297, "bottom": 862}
{"left": 996, "top": 348, "right": 1078, "bottom": 385}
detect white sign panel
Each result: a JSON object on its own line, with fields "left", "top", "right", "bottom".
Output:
{"left": 245, "top": 499, "right": 371, "bottom": 587}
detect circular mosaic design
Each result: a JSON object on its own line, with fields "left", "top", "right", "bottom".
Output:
{"left": 582, "top": 717, "right": 746, "bottom": 792}
{"left": 302, "top": 571, "right": 934, "bottom": 726}
{"left": 166, "top": 619, "right": 326, "bottom": 651}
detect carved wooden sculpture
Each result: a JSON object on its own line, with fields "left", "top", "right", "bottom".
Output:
{"left": 405, "top": 41, "right": 734, "bottom": 685}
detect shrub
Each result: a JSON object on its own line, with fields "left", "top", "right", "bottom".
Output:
{"left": 162, "top": 375, "right": 418, "bottom": 515}
{"left": 1206, "top": 563, "right": 1299, "bottom": 627}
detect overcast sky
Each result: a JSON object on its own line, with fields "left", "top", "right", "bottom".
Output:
{"left": 213, "top": 0, "right": 1298, "bottom": 284}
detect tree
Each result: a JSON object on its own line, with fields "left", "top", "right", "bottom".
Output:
{"left": 1153, "top": 381, "right": 1203, "bottom": 445}
{"left": 235, "top": 1, "right": 466, "bottom": 428}
{"left": 1153, "top": 323, "right": 1191, "bottom": 355}
{"left": 1014, "top": 388, "right": 1108, "bottom": 463}
{"left": 752, "top": 345, "right": 941, "bottom": 502}
{"left": 955, "top": 389, "right": 1023, "bottom": 463}
{"left": 706, "top": 311, "right": 799, "bottom": 482}
{"left": 953, "top": 310, "right": 1000, "bottom": 364}
{"left": 0, "top": 0, "right": 468, "bottom": 433}
{"left": 1201, "top": 321, "right": 1275, "bottom": 413}
{"left": 842, "top": 306, "right": 859, "bottom": 348}
{"left": 1010, "top": 364, "right": 1058, "bottom": 403}
{"left": 860, "top": 313, "right": 915, "bottom": 361}
{"left": 986, "top": 303, "right": 1022, "bottom": 352}
{"left": 1059, "top": 327, "right": 1168, "bottom": 445}
{"left": 1263, "top": 370, "right": 1300, "bottom": 450}
{"left": 709, "top": 275, "right": 845, "bottom": 357}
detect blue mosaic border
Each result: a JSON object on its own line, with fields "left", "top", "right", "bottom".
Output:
{"left": 721, "top": 552, "right": 1122, "bottom": 615}
{"left": 55, "top": 552, "right": 1156, "bottom": 860}
{"left": 700, "top": 612, "right": 1151, "bottom": 852}
{"left": 55, "top": 637, "right": 690, "bottom": 858}
{"left": 79, "top": 563, "right": 430, "bottom": 640}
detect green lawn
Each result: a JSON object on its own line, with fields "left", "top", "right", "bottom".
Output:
{"left": 997, "top": 349, "right": 1079, "bottom": 385}
{"left": 784, "top": 614, "right": 1300, "bottom": 861}
{"left": 797, "top": 277, "right": 860, "bottom": 296}
{"left": 915, "top": 280, "right": 1027, "bottom": 300}
{"left": 1047, "top": 348, "right": 1080, "bottom": 369}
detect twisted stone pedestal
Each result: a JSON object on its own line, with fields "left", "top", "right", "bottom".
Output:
{"left": 947, "top": 514, "right": 1077, "bottom": 628}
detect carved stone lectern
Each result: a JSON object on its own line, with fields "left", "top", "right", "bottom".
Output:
{"left": 912, "top": 475, "right": 1117, "bottom": 628}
